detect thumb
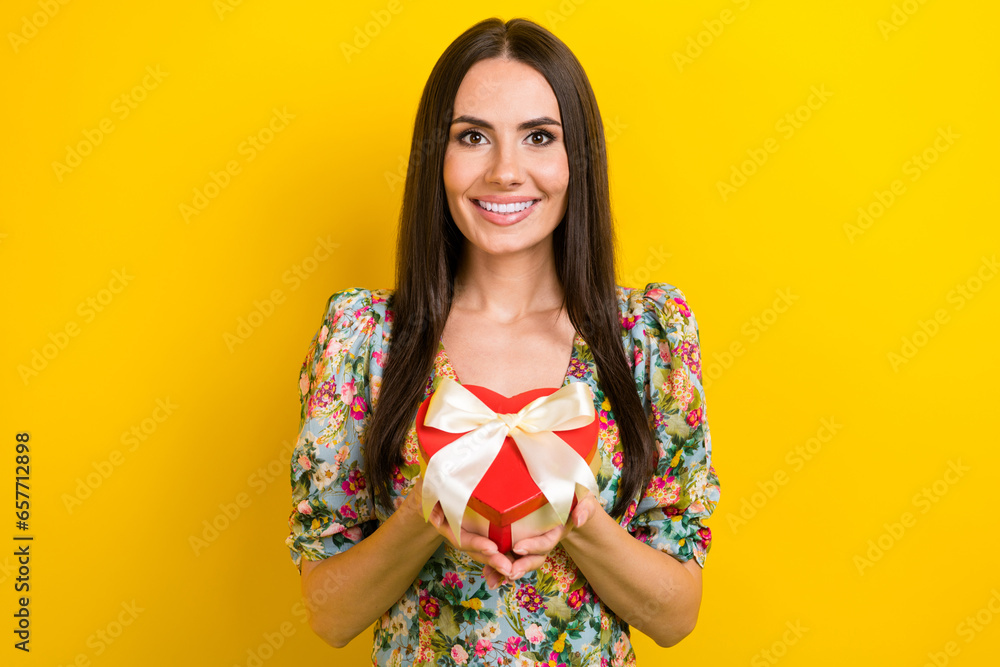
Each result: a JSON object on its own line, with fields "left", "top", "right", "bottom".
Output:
{"left": 573, "top": 499, "right": 595, "bottom": 528}
{"left": 429, "top": 503, "right": 444, "bottom": 527}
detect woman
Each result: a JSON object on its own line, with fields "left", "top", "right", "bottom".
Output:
{"left": 287, "top": 16, "right": 720, "bottom": 666}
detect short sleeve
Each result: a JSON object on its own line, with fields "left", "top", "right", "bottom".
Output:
{"left": 624, "top": 282, "right": 721, "bottom": 568}
{"left": 286, "top": 288, "right": 379, "bottom": 574}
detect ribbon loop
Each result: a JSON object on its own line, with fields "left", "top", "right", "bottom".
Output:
{"left": 420, "top": 377, "right": 599, "bottom": 548}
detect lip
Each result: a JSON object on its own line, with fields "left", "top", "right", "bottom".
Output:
{"left": 473, "top": 195, "right": 542, "bottom": 204}
{"left": 470, "top": 196, "right": 540, "bottom": 226}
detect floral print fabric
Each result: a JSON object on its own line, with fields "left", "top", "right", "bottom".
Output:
{"left": 287, "top": 282, "right": 721, "bottom": 666}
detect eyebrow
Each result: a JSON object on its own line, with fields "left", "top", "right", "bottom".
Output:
{"left": 450, "top": 115, "right": 562, "bottom": 131}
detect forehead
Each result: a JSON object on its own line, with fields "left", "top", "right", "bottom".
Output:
{"left": 453, "top": 58, "right": 561, "bottom": 122}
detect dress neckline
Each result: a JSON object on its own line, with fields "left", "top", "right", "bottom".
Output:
{"left": 436, "top": 331, "right": 583, "bottom": 399}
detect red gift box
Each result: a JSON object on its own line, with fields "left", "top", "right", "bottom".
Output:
{"left": 415, "top": 383, "right": 601, "bottom": 554}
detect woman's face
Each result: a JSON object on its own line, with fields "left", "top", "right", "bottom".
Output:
{"left": 443, "top": 57, "right": 570, "bottom": 261}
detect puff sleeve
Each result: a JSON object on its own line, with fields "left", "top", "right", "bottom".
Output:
{"left": 624, "top": 282, "right": 721, "bottom": 568}
{"left": 286, "top": 288, "right": 379, "bottom": 573}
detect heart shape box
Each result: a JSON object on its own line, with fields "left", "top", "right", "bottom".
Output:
{"left": 415, "top": 383, "right": 601, "bottom": 555}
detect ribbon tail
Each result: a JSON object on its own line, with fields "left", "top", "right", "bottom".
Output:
{"left": 421, "top": 421, "right": 509, "bottom": 547}
{"left": 512, "top": 430, "right": 600, "bottom": 526}
{"left": 422, "top": 458, "right": 466, "bottom": 547}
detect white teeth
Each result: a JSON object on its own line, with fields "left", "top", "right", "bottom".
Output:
{"left": 476, "top": 199, "right": 536, "bottom": 213}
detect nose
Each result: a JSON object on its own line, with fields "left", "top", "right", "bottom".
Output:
{"left": 485, "top": 138, "right": 524, "bottom": 186}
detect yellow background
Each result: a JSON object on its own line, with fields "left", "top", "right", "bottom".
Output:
{"left": 3, "top": 0, "right": 998, "bottom": 665}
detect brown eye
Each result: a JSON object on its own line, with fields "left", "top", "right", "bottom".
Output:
{"left": 528, "top": 130, "right": 555, "bottom": 146}
{"left": 461, "top": 130, "right": 484, "bottom": 145}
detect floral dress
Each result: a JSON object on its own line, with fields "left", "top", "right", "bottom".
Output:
{"left": 287, "top": 282, "right": 721, "bottom": 667}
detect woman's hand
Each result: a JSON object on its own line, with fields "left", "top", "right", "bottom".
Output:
{"left": 401, "top": 476, "right": 516, "bottom": 588}
{"left": 484, "top": 488, "right": 604, "bottom": 583}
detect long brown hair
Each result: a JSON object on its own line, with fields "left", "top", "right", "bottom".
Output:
{"left": 364, "top": 17, "right": 656, "bottom": 520}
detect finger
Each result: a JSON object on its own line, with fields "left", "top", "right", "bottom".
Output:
{"left": 471, "top": 550, "right": 514, "bottom": 576}
{"left": 483, "top": 565, "right": 503, "bottom": 590}
{"left": 511, "top": 527, "right": 563, "bottom": 556}
{"left": 456, "top": 528, "right": 500, "bottom": 555}
{"left": 509, "top": 554, "right": 546, "bottom": 580}
{"left": 572, "top": 495, "right": 599, "bottom": 527}
{"left": 428, "top": 515, "right": 514, "bottom": 574}
{"left": 485, "top": 552, "right": 514, "bottom": 577}
{"left": 432, "top": 510, "right": 499, "bottom": 553}
{"left": 467, "top": 549, "right": 514, "bottom": 577}
{"left": 461, "top": 550, "right": 513, "bottom": 578}
{"left": 483, "top": 564, "right": 517, "bottom": 589}
{"left": 430, "top": 511, "right": 500, "bottom": 554}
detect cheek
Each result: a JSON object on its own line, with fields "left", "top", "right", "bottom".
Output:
{"left": 534, "top": 155, "right": 570, "bottom": 194}
{"left": 443, "top": 148, "right": 478, "bottom": 187}
{"left": 442, "top": 153, "right": 460, "bottom": 194}
{"left": 442, "top": 156, "right": 473, "bottom": 227}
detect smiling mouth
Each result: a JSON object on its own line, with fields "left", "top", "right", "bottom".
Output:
{"left": 472, "top": 199, "right": 540, "bottom": 214}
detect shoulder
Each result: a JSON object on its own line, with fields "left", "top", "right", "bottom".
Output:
{"left": 318, "top": 286, "right": 395, "bottom": 336}
{"left": 320, "top": 287, "right": 370, "bottom": 328}
{"left": 619, "top": 281, "right": 700, "bottom": 340}
{"left": 619, "top": 280, "right": 690, "bottom": 311}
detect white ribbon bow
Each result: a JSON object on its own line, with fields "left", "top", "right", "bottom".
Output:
{"left": 420, "top": 376, "right": 600, "bottom": 547}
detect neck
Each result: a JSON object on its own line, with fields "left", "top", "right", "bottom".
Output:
{"left": 451, "top": 238, "right": 563, "bottom": 323}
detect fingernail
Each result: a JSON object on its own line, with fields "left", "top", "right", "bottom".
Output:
{"left": 483, "top": 547, "right": 497, "bottom": 555}
{"left": 513, "top": 547, "right": 527, "bottom": 555}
